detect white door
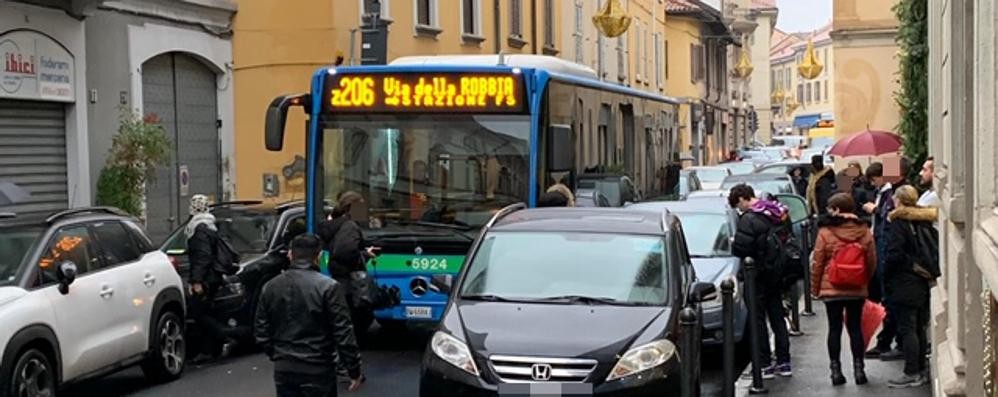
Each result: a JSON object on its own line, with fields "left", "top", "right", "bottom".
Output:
{"left": 90, "top": 221, "right": 152, "bottom": 357}
{"left": 40, "top": 225, "right": 131, "bottom": 380}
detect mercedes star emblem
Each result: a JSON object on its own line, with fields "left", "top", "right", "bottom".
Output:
{"left": 410, "top": 278, "right": 428, "bottom": 297}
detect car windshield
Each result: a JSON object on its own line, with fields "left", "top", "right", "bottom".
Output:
{"left": 694, "top": 168, "right": 728, "bottom": 182}
{"left": 722, "top": 162, "right": 757, "bottom": 175}
{"left": 460, "top": 232, "right": 669, "bottom": 305}
{"left": 721, "top": 178, "right": 795, "bottom": 196}
{"left": 677, "top": 213, "right": 732, "bottom": 257}
{"left": 0, "top": 226, "right": 44, "bottom": 286}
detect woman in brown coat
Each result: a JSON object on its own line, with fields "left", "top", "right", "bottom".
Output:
{"left": 811, "top": 193, "right": 877, "bottom": 386}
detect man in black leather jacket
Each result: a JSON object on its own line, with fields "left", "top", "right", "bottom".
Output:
{"left": 255, "top": 234, "right": 365, "bottom": 396}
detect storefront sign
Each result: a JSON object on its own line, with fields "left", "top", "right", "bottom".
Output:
{"left": 0, "top": 30, "right": 75, "bottom": 102}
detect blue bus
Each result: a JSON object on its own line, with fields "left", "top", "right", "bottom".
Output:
{"left": 264, "top": 55, "right": 681, "bottom": 329}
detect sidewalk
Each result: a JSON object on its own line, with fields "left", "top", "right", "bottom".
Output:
{"left": 734, "top": 302, "right": 931, "bottom": 397}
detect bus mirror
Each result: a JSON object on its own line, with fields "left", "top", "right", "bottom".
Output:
{"left": 547, "top": 125, "right": 573, "bottom": 172}
{"left": 265, "top": 94, "right": 308, "bottom": 151}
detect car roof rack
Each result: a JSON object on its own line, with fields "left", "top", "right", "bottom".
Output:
{"left": 0, "top": 212, "right": 16, "bottom": 219}
{"left": 485, "top": 203, "right": 527, "bottom": 229}
{"left": 209, "top": 200, "right": 265, "bottom": 208}
{"left": 275, "top": 199, "right": 333, "bottom": 211}
{"left": 45, "top": 207, "right": 130, "bottom": 223}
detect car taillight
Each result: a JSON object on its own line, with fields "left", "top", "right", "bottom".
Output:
{"left": 168, "top": 256, "right": 180, "bottom": 271}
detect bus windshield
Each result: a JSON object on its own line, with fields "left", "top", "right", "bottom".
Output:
{"left": 321, "top": 114, "right": 531, "bottom": 230}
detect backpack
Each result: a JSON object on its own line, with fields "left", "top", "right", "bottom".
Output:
{"left": 908, "top": 222, "right": 940, "bottom": 280}
{"left": 212, "top": 234, "right": 241, "bottom": 276}
{"left": 758, "top": 219, "right": 804, "bottom": 288}
{"left": 827, "top": 240, "right": 867, "bottom": 288}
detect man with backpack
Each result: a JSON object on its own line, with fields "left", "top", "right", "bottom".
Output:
{"left": 186, "top": 194, "right": 239, "bottom": 363}
{"left": 729, "top": 184, "right": 795, "bottom": 379}
{"left": 810, "top": 193, "right": 877, "bottom": 386}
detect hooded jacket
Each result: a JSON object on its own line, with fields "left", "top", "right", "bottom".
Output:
{"left": 810, "top": 214, "right": 877, "bottom": 299}
{"left": 317, "top": 216, "right": 366, "bottom": 278}
{"left": 884, "top": 206, "right": 938, "bottom": 307}
{"left": 806, "top": 166, "right": 836, "bottom": 215}
{"left": 733, "top": 199, "right": 789, "bottom": 287}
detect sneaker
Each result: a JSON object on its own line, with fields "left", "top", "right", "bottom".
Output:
{"left": 888, "top": 373, "right": 927, "bottom": 388}
{"left": 740, "top": 365, "right": 776, "bottom": 380}
{"left": 865, "top": 346, "right": 883, "bottom": 358}
{"left": 776, "top": 362, "right": 792, "bottom": 377}
{"left": 880, "top": 348, "right": 904, "bottom": 361}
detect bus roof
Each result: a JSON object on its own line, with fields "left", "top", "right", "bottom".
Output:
{"left": 390, "top": 54, "right": 598, "bottom": 80}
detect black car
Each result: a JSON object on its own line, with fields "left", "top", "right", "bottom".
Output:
{"left": 419, "top": 205, "right": 715, "bottom": 396}
{"left": 159, "top": 200, "right": 311, "bottom": 348}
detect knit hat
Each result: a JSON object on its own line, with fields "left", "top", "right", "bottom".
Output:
{"left": 893, "top": 184, "right": 919, "bottom": 207}
{"left": 189, "top": 194, "right": 211, "bottom": 215}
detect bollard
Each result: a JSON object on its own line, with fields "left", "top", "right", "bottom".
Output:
{"left": 789, "top": 282, "right": 803, "bottom": 336}
{"left": 721, "top": 278, "right": 736, "bottom": 397}
{"left": 680, "top": 307, "right": 698, "bottom": 397}
{"left": 801, "top": 219, "right": 815, "bottom": 316}
{"left": 744, "top": 257, "right": 768, "bottom": 394}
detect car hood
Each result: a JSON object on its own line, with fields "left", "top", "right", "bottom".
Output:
{"left": 457, "top": 301, "right": 668, "bottom": 361}
{"left": 0, "top": 286, "right": 27, "bottom": 307}
{"left": 692, "top": 256, "right": 739, "bottom": 284}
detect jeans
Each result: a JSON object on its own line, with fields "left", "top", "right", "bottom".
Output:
{"left": 824, "top": 300, "right": 864, "bottom": 362}
{"left": 752, "top": 288, "right": 791, "bottom": 366}
{"left": 188, "top": 284, "right": 228, "bottom": 356}
{"left": 895, "top": 302, "right": 929, "bottom": 375}
{"left": 275, "top": 371, "right": 338, "bottom": 397}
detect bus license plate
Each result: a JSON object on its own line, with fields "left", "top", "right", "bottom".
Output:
{"left": 405, "top": 306, "right": 432, "bottom": 319}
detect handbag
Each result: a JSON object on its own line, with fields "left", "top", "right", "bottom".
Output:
{"left": 212, "top": 234, "right": 242, "bottom": 276}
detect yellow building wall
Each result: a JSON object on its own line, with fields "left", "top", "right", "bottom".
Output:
{"left": 665, "top": 16, "right": 702, "bottom": 160}
{"left": 232, "top": 0, "right": 559, "bottom": 200}
{"left": 770, "top": 40, "right": 835, "bottom": 132}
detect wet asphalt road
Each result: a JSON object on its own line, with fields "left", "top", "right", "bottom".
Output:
{"left": 62, "top": 326, "right": 747, "bottom": 397}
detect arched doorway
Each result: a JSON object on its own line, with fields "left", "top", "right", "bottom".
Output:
{"left": 142, "top": 52, "right": 220, "bottom": 241}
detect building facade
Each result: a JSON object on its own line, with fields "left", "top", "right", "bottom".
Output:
{"left": 769, "top": 23, "right": 835, "bottom": 137}
{"left": 928, "top": 1, "right": 998, "bottom": 396}
{"left": 744, "top": 0, "right": 778, "bottom": 145}
{"left": 830, "top": 0, "right": 899, "bottom": 141}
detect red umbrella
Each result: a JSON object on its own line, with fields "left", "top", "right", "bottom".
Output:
{"left": 827, "top": 129, "right": 903, "bottom": 157}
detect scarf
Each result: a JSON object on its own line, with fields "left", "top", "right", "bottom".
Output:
{"left": 185, "top": 213, "right": 217, "bottom": 238}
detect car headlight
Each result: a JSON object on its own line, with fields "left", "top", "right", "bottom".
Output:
{"left": 430, "top": 331, "right": 479, "bottom": 376}
{"left": 606, "top": 340, "right": 677, "bottom": 381}
{"left": 702, "top": 277, "right": 738, "bottom": 310}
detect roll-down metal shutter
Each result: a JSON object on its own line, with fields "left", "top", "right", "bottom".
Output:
{"left": 0, "top": 99, "right": 68, "bottom": 217}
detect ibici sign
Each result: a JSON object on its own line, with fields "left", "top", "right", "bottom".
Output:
{"left": 0, "top": 30, "right": 75, "bottom": 102}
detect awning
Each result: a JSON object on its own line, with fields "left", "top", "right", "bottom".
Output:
{"left": 793, "top": 113, "right": 822, "bottom": 128}
{"left": 809, "top": 127, "right": 835, "bottom": 139}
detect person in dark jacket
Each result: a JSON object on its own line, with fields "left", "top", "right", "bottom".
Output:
{"left": 810, "top": 193, "right": 877, "bottom": 386}
{"left": 318, "top": 191, "right": 379, "bottom": 338}
{"left": 807, "top": 155, "right": 837, "bottom": 215}
{"left": 255, "top": 234, "right": 365, "bottom": 396}
{"left": 884, "top": 185, "right": 937, "bottom": 388}
{"left": 790, "top": 166, "right": 809, "bottom": 198}
{"left": 729, "top": 184, "right": 793, "bottom": 379}
{"left": 185, "top": 194, "right": 234, "bottom": 363}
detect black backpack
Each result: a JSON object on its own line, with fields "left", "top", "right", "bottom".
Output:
{"left": 759, "top": 220, "right": 804, "bottom": 288}
{"left": 908, "top": 222, "right": 940, "bottom": 280}
{"left": 212, "top": 234, "right": 242, "bottom": 276}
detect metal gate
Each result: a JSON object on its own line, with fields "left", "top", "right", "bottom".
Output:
{"left": 0, "top": 100, "right": 68, "bottom": 217}
{"left": 142, "top": 53, "right": 220, "bottom": 242}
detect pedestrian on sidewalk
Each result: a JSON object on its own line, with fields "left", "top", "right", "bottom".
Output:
{"left": 806, "top": 155, "right": 837, "bottom": 216}
{"left": 255, "top": 234, "right": 365, "bottom": 396}
{"left": 861, "top": 161, "right": 906, "bottom": 360}
{"left": 917, "top": 157, "right": 941, "bottom": 208}
{"left": 884, "top": 185, "right": 937, "bottom": 388}
{"left": 729, "top": 184, "right": 793, "bottom": 379}
{"left": 185, "top": 194, "right": 237, "bottom": 363}
{"left": 810, "top": 193, "right": 877, "bottom": 386}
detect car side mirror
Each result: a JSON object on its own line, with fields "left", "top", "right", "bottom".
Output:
{"left": 430, "top": 274, "right": 453, "bottom": 295}
{"left": 692, "top": 281, "right": 718, "bottom": 303}
{"left": 57, "top": 261, "right": 78, "bottom": 295}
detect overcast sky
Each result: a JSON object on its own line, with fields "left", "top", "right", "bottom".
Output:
{"left": 775, "top": 0, "right": 833, "bottom": 33}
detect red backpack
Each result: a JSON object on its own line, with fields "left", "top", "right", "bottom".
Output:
{"left": 827, "top": 240, "right": 867, "bottom": 289}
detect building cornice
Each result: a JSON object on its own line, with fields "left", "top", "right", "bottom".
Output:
{"left": 101, "top": 0, "right": 236, "bottom": 35}
{"left": 830, "top": 27, "right": 897, "bottom": 42}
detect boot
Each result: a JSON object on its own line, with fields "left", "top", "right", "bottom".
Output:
{"left": 854, "top": 359, "right": 868, "bottom": 385}
{"left": 830, "top": 360, "right": 846, "bottom": 386}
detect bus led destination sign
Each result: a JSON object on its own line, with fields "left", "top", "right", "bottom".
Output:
{"left": 324, "top": 72, "right": 526, "bottom": 114}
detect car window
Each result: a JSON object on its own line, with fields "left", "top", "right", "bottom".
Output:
{"left": 677, "top": 213, "right": 731, "bottom": 257}
{"left": 92, "top": 221, "right": 142, "bottom": 266}
{"left": 216, "top": 211, "right": 279, "bottom": 254}
{"left": 695, "top": 169, "right": 729, "bottom": 182}
{"left": 0, "top": 226, "right": 44, "bottom": 286}
{"left": 123, "top": 221, "right": 154, "bottom": 252}
{"left": 38, "top": 226, "right": 99, "bottom": 286}
{"left": 461, "top": 232, "right": 669, "bottom": 305}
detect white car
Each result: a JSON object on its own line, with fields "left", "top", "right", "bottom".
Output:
{"left": 0, "top": 207, "right": 186, "bottom": 396}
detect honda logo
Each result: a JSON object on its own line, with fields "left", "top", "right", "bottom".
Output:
{"left": 530, "top": 363, "right": 553, "bottom": 381}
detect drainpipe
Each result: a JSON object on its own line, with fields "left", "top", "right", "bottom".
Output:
{"left": 531, "top": 0, "right": 538, "bottom": 54}
{"left": 494, "top": 0, "right": 502, "bottom": 53}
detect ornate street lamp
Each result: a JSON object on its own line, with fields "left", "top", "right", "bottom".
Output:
{"left": 593, "top": 0, "right": 631, "bottom": 38}
{"left": 797, "top": 39, "right": 823, "bottom": 80}
{"left": 733, "top": 47, "right": 754, "bottom": 80}
{"left": 771, "top": 87, "right": 785, "bottom": 104}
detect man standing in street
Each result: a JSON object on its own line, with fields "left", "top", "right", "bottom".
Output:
{"left": 186, "top": 194, "right": 235, "bottom": 363}
{"left": 729, "top": 184, "right": 793, "bottom": 379}
{"left": 255, "top": 234, "right": 365, "bottom": 396}
{"left": 806, "top": 154, "right": 837, "bottom": 216}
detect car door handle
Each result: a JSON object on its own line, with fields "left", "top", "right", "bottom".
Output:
{"left": 143, "top": 273, "right": 156, "bottom": 287}
{"left": 99, "top": 285, "right": 114, "bottom": 299}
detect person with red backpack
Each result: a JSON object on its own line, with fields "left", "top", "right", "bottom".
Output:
{"left": 811, "top": 193, "right": 877, "bottom": 386}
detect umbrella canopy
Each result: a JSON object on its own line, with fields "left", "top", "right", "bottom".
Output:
{"left": 826, "top": 129, "right": 903, "bottom": 157}
{"left": 0, "top": 181, "right": 31, "bottom": 206}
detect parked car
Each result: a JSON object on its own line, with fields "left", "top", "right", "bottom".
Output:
{"left": 1, "top": 207, "right": 186, "bottom": 396}
{"left": 718, "top": 160, "right": 761, "bottom": 176}
{"left": 753, "top": 161, "right": 812, "bottom": 178}
{"left": 625, "top": 199, "right": 747, "bottom": 345}
{"left": 686, "top": 189, "right": 730, "bottom": 200}
{"left": 419, "top": 205, "right": 715, "bottom": 396}
{"left": 575, "top": 174, "right": 641, "bottom": 207}
{"left": 160, "top": 200, "right": 314, "bottom": 350}
{"left": 686, "top": 166, "right": 731, "bottom": 191}
{"left": 720, "top": 173, "right": 799, "bottom": 198}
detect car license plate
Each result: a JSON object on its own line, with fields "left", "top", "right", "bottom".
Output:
{"left": 405, "top": 306, "right": 432, "bottom": 319}
{"left": 498, "top": 383, "right": 593, "bottom": 396}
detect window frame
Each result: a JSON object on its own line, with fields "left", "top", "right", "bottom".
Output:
{"left": 542, "top": 0, "right": 557, "bottom": 53}
{"left": 359, "top": 0, "right": 392, "bottom": 22}
{"left": 413, "top": 0, "right": 441, "bottom": 37}
{"left": 90, "top": 221, "right": 144, "bottom": 268}
{"left": 32, "top": 223, "right": 103, "bottom": 289}
{"left": 460, "top": 0, "right": 484, "bottom": 43}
